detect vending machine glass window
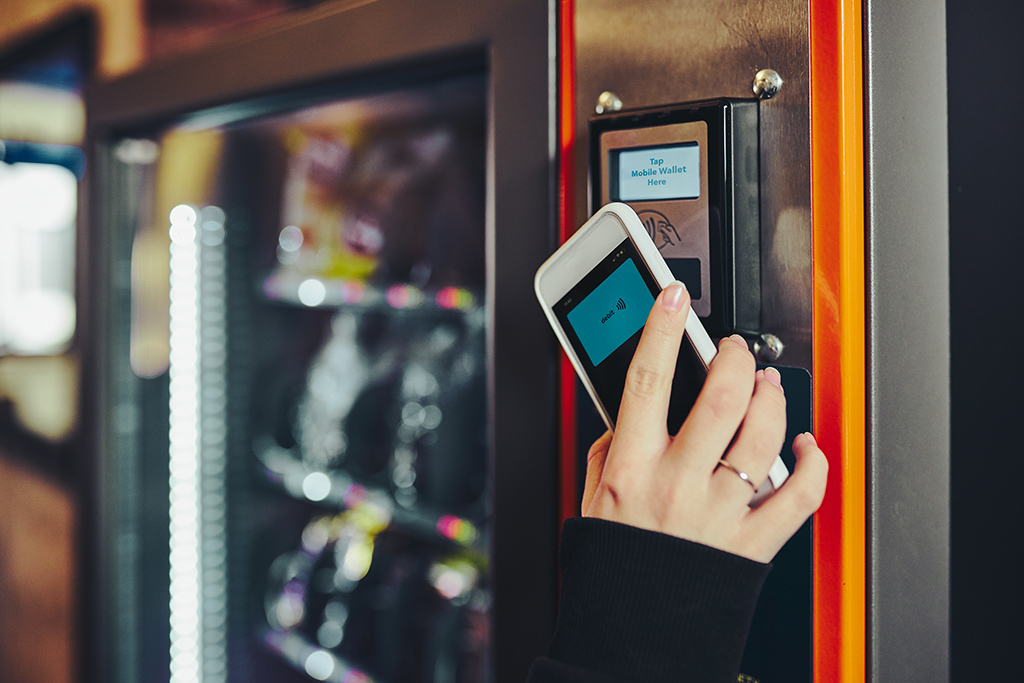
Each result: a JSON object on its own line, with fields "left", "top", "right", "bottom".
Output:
{"left": 102, "top": 65, "right": 493, "bottom": 683}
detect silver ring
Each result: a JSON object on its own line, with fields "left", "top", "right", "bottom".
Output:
{"left": 716, "top": 459, "right": 758, "bottom": 491}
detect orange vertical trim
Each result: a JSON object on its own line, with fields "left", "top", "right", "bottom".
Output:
{"left": 558, "top": 0, "right": 578, "bottom": 526}
{"left": 809, "top": 0, "right": 866, "bottom": 682}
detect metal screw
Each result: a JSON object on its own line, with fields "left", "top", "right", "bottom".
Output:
{"left": 753, "top": 333, "right": 784, "bottom": 362}
{"left": 595, "top": 91, "right": 623, "bottom": 114}
{"left": 752, "top": 69, "right": 783, "bottom": 100}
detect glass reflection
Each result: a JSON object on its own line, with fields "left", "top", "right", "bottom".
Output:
{"left": 113, "top": 70, "right": 488, "bottom": 683}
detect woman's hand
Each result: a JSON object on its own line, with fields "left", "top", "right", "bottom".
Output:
{"left": 581, "top": 282, "right": 827, "bottom": 563}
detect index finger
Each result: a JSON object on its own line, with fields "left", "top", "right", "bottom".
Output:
{"left": 613, "top": 281, "right": 690, "bottom": 451}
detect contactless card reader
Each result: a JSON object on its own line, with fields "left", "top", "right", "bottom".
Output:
{"left": 590, "top": 98, "right": 761, "bottom": 336}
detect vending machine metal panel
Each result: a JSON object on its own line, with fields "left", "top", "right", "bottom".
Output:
{"left": 563, "top": 2, "right": 874, "bottom": 682}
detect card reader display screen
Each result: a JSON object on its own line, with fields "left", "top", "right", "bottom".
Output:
{"left": 611, "top": 142, "right": 700, "bottom": 202}
{"left": 554, "top": 237, "right": 706, "bottom": 431}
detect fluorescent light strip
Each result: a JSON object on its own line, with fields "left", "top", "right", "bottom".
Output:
{"left": 198, "top": 206, "right": 228, "bottom": 683}
{"left": 168, "top": 204, "right": 203, "bottom": 683}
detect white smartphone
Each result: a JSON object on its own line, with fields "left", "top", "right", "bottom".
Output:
{"left": 534, "top": 202, "right": 788, "bottom": 501}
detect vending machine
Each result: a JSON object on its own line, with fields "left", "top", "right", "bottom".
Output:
{"left": 82, "top": 2, "right": 559, "bottom": 682}
{"left": 82, "top": 1, "right": 953, "bottom": 682}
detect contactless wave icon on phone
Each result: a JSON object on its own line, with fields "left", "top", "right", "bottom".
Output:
{"left": 565, "top": 258, "right": 654, "bottom": 366}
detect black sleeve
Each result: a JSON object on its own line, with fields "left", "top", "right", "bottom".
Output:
{"left": 527, "top": 517, "right": 771, "bottom": 683}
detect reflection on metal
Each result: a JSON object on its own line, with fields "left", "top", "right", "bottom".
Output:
{"left": 594, "top": 90, "right": 622, "bottom": 114}
{"left": 197, "top": 206, "right": 229, "bottom": 683}
{"left": 753, "top": 68, "right": 784, "bottom": 99}
{"left": 753, "top": 331, "right": 782, "bottom": 362}
{"left": 754, "top": 332, "right": 784, "bottom": 362}
{"left": 576, "top": 0, "right": 812, "bottom": 369}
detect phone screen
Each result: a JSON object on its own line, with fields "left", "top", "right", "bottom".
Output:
{"left": 553, "top": 237, "right": 707, "bottom": 432}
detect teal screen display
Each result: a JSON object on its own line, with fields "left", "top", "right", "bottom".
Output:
{"left": 566, "top": 259, "right": 655, "bottom": 366}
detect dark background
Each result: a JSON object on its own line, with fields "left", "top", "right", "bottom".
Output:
{"left": 947, "top": 0, "right": 1024, "bottom": 678}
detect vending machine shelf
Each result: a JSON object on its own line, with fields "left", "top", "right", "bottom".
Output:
{"left": 254, "top": 437, "right": 487, "bottom": 551}
{"left": 262, "top": 273, "right": 482, "bottom": 317}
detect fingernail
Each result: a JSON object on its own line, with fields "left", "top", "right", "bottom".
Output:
{"left": 764, "top": 366, "right": 783, "bottom": 389}
{"left": 802, "top": 431, "right": 817, "bottom": 446}
{"left": 661, "top": 281, "right": 687, "bottom": 312}
{"left": 729, "top": 334, "right": 748, "bottom": 350}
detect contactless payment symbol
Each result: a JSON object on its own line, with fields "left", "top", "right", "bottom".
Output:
{"left": 567, "top": 259, "right": 656, "bottom": 366}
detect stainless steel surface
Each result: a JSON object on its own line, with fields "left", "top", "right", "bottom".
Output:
{"left": 753, "top": 332, "right": 784, "bottom": 362}
{"left": 752, "top": 68, "right": 783, "bottom": 99}
{"left": 576, "top": 0, "right": 812, "bottom": 370}
{"left": 866, "top": 0, "right": 950, "bottom": 680}
{"left": 595, "top": 90, "right": 623, "bottom": 113}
